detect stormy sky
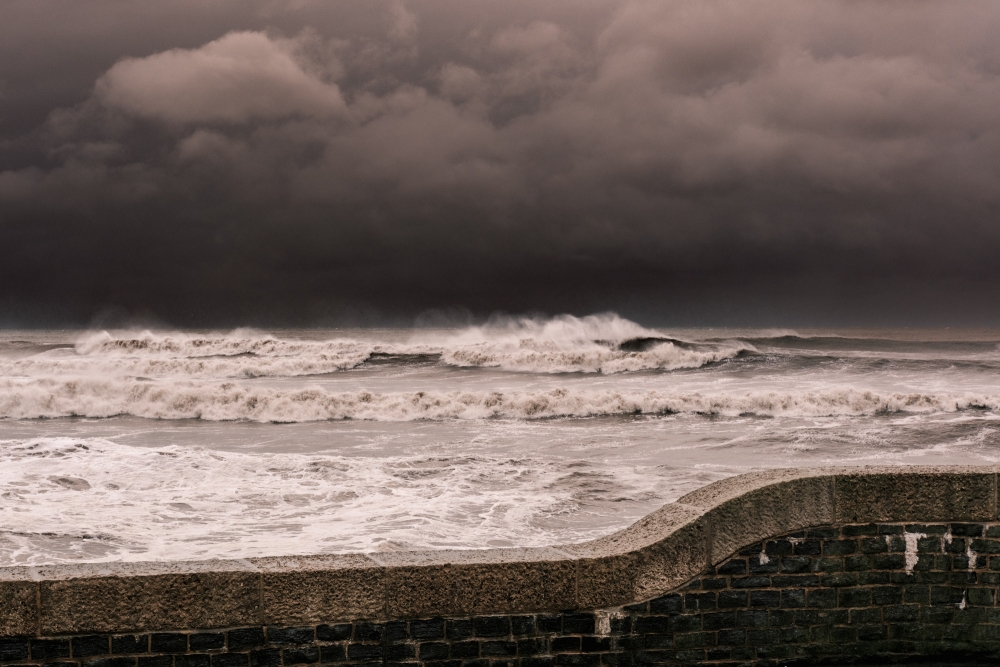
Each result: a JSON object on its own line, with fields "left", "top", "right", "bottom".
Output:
{"left": 2, "top": 0, "right": 1000, "bottom": 327}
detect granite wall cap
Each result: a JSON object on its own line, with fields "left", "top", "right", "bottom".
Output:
{"left": 681, "top": 469, "right": 836, "bottom": 565}
{"left": 676, "top": 467, "right": 832, "bottom": 508}
{"left": 0, "top": 565, "right": 37, "bottom": 582}
{"left": 30, "top": 558, "right": 261, "bottom": 583}
{"left": 37, "top": 560, "right": 261, "bottom": 635}
{"left": 565, "top": 503, "right": 706, "bottom": 559}
{"left": 833, "top": 465, "right": 998, "bottom": 523}
{"left": 376, "top": 547, "right": 577, "bottom": 618}
{"left": 370, "top": 546, "right": 574, "bottom": 567}
{"left": 0, "top": 567, "right": 38, "bottom": 636}
{"left": 568, "top": 510, "right": 710, "bottom": 609}
{"left": 253, "top": 554, "right": 383, "bottom": 625}
{"left": 251, "top": 553, "right": 380, "bottom": 572}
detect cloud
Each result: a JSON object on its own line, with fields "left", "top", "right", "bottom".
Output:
{"left": 94, "top": 31, "right": 347, "bottom": 123}
{"left": 2, "top": 0, "right": 1000, "bottom": 324}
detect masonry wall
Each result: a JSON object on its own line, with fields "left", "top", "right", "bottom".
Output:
{"left": 5, "top": 468, "right": 1000, "bottom": 667}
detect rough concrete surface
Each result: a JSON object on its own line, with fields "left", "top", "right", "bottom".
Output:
{"left": 566, "top": 503, "right": 710, "bottom": 608}
{"left": 0, "top": 567, "right": 37, "bottom": 636}
{"left": 254, "top": 554, "right": 384, "bottom": 624}
{"left": 375, "top": 547, "right": 577, "bottom": 617}
{"left": 38, "top": 570, "right": 260, "bottom": 634}
{"left": 699, "top": 474, "right": 835, "bottom": 565}
{"left": 834, "top": 466, "right": 997, "bottom": 523}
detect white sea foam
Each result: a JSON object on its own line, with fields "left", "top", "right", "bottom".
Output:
{"left": 0, "top": 436, "right": 674, "bottom": 565}
{"left": 0, "top": 349, "right": 376, "bottom": 379}
{"left": 1, "top": 378, "right": 995, "bottom": 421}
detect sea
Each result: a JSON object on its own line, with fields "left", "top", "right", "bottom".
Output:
{"left": 2, "top": 313, "right": 999, "bottom": 567}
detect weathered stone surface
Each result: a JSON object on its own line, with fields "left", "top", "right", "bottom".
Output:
{"left": 0, "top": 567, "right": 37, "bottom": 636}
{"left": 252, "top": 554, "right": 383, "bottom": 624}
{"left": 834, "top": 466, "right": 997, "bottom": 523}
{"left": 12, "top": 520, "right": 1000, "bottom": 667}
{"left": 567, "top": 504, "right": 709, "bottom": 608}
{"left": 678, "top": 468, "right": 836, "bottom": 564}
{"left": 35, "top": 561, "right": 260, "bottom": 635}
{"left": 375, "top": 548, "right": 576, "bottom": 618}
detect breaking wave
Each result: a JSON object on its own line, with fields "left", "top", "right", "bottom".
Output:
{"left": 1, "top": 378, "right": 995, "bottom": 421}
{"left": 0, "top": 315, "right": 751, "bottom": 377}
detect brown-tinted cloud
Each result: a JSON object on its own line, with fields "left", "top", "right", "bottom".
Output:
{"left": 2, "top": 0, "right": 1000, "bottom": 325}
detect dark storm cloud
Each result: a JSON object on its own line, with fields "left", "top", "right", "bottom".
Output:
{"left": 2, "top": 0, "right": 1000, "bottom": 325}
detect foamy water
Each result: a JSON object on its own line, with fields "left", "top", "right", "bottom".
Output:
{"left": 3, "top": 314, "right": 1000, "bottom": 565}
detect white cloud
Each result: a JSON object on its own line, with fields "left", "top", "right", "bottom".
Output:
{"left": 95, "top": 31, "right": 347, "bottom": 124}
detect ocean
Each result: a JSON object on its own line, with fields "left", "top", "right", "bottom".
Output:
{"left": 2, "top": 313, "right": 999, "bottom": 566}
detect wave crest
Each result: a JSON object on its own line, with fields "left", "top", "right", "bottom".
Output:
{"left": 1, "top": 378, "right": 994, "bottom": 422}
{"left": 4, "top": 315, "right": 748, "bottom": 377}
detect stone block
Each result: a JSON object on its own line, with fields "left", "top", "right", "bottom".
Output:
{"left": 212, "top": 654, "right": 247, "bottom": 667}
{"left": 281, "top": 647, "right": 318, "bottom": 664}
{"left": 473, "top": 616, "right": 510, "bottom": 637}
{"left": 446, "top": 618, "right": 474, "bottom": 639}
{"left": 375, "top": 547, "right": 575, "bottom": 617}
{"left": 346, "top": 643, "right": 382, "bottom": 661}
{"left": 252, "top": 554, "right": 382, "bottom": 624}
{"left": 228, "top": 628, "right": 265, "bottom": 651}
{"left": 189, "top": 633, "right": 225, "bottom": 651}
{"left": 35, "top": 560, "right": 260, "bottom": 634}
{"left": 316, "top": 623, "right": 352, "bottom": 641}
{"left": 0, "top": 637, "right": 30, "bottom": 662}
{"left": 150, "top": 633, "right": 187, "bottom": 653}
{"left": 385, "top": 643, "right": 413, "bottom": 660}
{"left": 834, "top": 467, "right": 997, "bottom": 523}
{"left": 318, "top": 645, "right": 344, "bottom": 662}
{"left": 568, "top": 503, "right": 710, "bottom": 609}
{"left": 0, "top": 567, "right": 38, "bottom": 637}
{"left": 32, "top": 638, "right": 71, "bottom": 660}
{"left": 352, "top": 621, "right": 382, "bottom": 641}
{"left": 265, "top": 626, "right": 314, "bottom": 645}
{"left": 677, "top": 469, "right": 835, "bottom": 565}
{"left": 138, "top": 656, "right": 173, "bottom": 667}
{"left": 111, "top": 635, "right": 148, "bottom": 654}
{"left": 521, "top": 659, "right": 554, "bottom": 667}
{"left": 511, "top": 616, "right": 534, "bottom": 636}
{"left": 72, "top": 635, "right": 111, "bottom": 657}
{"left": 177, "top": 656, "right": 212, "bottom": 667}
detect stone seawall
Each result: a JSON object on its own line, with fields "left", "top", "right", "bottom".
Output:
{"left": 3, "top": 466, "right": 1000, "bottom": 666}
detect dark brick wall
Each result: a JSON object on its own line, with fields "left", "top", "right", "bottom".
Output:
{"left": 624, "top": 522, "right": 1000, "bottom": 665}
{"left": 4, "top": 523, "right": 1000, "bottom": 667}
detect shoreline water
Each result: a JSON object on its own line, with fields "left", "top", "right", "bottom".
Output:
{"left": 3, "top": 317, "right": 1000, "bottom": 565}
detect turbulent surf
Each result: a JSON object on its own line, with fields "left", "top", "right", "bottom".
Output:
{"left": 3, "top": 314, "right": 1000, "bottom": 565}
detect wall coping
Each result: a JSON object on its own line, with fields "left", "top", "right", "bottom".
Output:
{"left": 2, "top": 464, "right": 998, "bottom": 635}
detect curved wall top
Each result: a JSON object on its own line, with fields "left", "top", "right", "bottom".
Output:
{"left": 1, "top": 465, "right": 997, "bottom": 636}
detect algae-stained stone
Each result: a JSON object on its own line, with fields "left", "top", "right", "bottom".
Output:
{"left": 834, "top": 466, "right": 997, "bottom": 523}
{"left": 0, "top": 567, "right": 38, "bottom": 636}
{"left": 567, "top": 503, "right": 710, "bottom": 609}
{"left": 377, "top": 547, "right": 575, "bottom": 618}
{"left": 252, "top": 554, "right": 383, "bottom": 624}
{"left": 678, "top": 469, "right": 836, "bottom": 565}
{"left": 36, "top": 561, "right": 260, "bottom": 634}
